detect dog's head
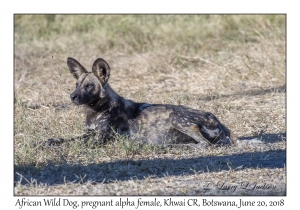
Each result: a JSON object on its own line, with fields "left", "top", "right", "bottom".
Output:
{"left": 67, "top": 57, "right": 110, "bottom": 105}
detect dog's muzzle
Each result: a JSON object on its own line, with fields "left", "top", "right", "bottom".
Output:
{"left": 70, "top": 93, "right": 81, "bottom": 105}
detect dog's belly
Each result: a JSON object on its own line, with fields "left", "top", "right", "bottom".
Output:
{"left": 129, "top": 105, "right": 196, "bottom": 144}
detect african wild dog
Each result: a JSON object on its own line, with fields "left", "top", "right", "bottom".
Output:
{"left": 46, "top": 57, "right": 234, "bottom": 148}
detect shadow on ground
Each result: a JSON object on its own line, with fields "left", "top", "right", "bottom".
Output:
{"left": 238, "top": 132, "right": 286, "bottom": 143}
{"left": 14, "top": 133, "right": 286, "bottom": 186}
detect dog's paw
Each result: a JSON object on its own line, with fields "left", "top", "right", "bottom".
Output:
{"left": 45, "top": 138, "right": 64, "bottom": 147}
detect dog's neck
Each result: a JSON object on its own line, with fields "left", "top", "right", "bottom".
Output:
{"left": 85, "top": 84, "right": 122, "bottom": 113}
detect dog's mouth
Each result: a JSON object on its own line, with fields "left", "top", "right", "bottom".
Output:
{"left": 70, "top": 94, "right": 100, "bottom": 106}
{"left": 71, "top": 99, "right": 81, "bottom": 105}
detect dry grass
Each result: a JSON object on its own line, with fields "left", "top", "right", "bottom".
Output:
{"left": 14, "top": 14, "right": 286, "bottom": 195}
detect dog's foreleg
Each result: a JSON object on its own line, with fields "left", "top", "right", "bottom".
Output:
{"left": 45, "top": 129, "right": 97, "bottom": 147}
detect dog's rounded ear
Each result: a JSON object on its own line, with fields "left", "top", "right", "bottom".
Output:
{"left": 92, "top": 58, "right": 110, "bottom": 84}
{"left": 67, "top": 57, "right": 88, "bottom": 79}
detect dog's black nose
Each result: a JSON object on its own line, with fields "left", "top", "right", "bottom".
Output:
{"left": 70, "top": 93, "right": 78, "bottom": 101}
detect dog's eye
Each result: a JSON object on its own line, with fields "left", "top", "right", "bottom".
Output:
{"left": 86, "top": 84, "right": 93, "bottom": 89}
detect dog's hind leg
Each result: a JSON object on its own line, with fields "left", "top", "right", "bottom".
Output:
{"left": 169, "top": 112, "right": 211, "bottom": 148}
{"left": 170, "top": 110, "right": 233, "bottom": 146}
